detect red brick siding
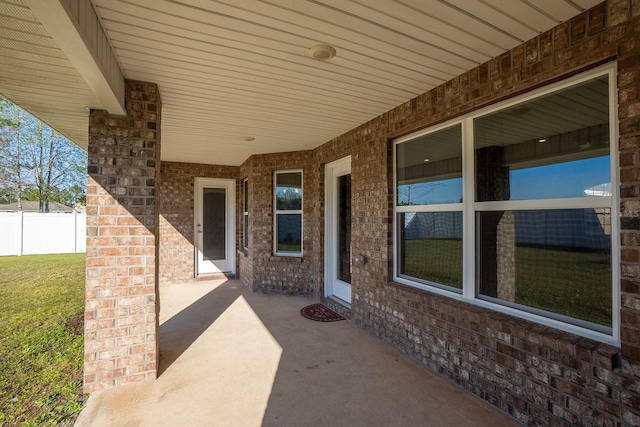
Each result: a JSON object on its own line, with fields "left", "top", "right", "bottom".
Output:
{"left": 84, "top": 0, "right": 640, "bottom": 422}
{"left": 85, "top": 80, "right": 161, "bottom": 392}
{"left": 158, "top": 154, "right": 314, "bottom": 292}
{"left": 308, "top": 117, "right": 393, "bottom": 301}
{"left": 246, "top": 151, "right": 313, "bottom": 294}
{"left": 302, "top": 2, "right": 640, "bottom": 425}
{"left": 158, "top": 161, "right": 239, "bottom": 284}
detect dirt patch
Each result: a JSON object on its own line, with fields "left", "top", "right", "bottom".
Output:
{"left": 65, "top": 312, "right": 84, "bottom": 335}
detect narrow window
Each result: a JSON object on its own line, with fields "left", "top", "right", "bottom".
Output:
{"left": 242, "top": 179, "right": 249, "bottom": 250}
{"left": 274, "top": 171, "right": 303, "bottom": 256}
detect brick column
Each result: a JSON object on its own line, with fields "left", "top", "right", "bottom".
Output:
{"left": 84, "top": 80, "right": 161, "bottom": 392}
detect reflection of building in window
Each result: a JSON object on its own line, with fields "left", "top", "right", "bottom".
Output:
{"left": 584, "top": 182, "right": 612, "bottom": 197}
{"left": 394, "top": 69, "right": 616, "bottom": 333}
{"left": 396, "top": 123, "right": 463, "bottom": 291}
{"left": 594, "top": 208, "right": 611, "bottom": 236}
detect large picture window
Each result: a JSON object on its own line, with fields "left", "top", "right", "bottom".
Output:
{"left": 274, "top": 171, "right": 303, "bottom": 256}
{"left": 394, "top": 65, "right": 618, "bottom": 341}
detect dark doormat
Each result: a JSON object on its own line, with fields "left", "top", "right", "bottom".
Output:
{"left": 300, "top": 303, "right": 345, "bottom": 322}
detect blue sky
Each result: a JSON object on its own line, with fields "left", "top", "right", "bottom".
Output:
{"left": 398, "top": 156, "right": 611, "bottom": 205}
{"left": 510, "top": 156, "right": 610, "bottom": 200}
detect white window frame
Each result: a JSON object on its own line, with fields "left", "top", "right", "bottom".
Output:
{"left": 393, "top": 63, "right": 619, "bottom": 345}
{"left": 242, "top": 178, "right": 249, "bottom": 250}
{"left": 394, "top": 122, "right": 464, "bottom": 293}
{"left": 274, "top": 170, "right": 303, "bottom": 257}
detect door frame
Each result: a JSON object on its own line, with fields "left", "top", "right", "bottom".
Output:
{"left": 194, "top": 177, "right": 236, "bottom": 277}
{"left": 324, "top": 156, "right": 352, "bottom": 304}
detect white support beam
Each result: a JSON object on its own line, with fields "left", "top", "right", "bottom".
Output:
{"left": 26, "top": 0, "right": 125, "bottom": 115}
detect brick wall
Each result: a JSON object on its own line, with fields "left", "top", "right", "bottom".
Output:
{"left": 298, "top": 1, "right": 640, "bottom": 425}
{"left": 101, "top": 0, "right": 640, "bottom": 423}
{"left": 85, "top": 80, "right": 161, "bottom": 392}
{"left": 308, "top": 118, "right": 393, "bottom": 302}
{"left": 246, "top": 151, "right": 313, "bottom": 294}
{"left": 157, "top": 153, "right": 314, "bottom": 293}
{"left": 158, "top": 161, "right": 238, "bottom": 283}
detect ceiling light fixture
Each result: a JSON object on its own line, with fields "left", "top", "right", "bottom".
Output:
{"left": 537, "top": 138, "right": 547, "bottom": 143}
{"left": 423, "top": 158, "right": 430, "bottom": 162}
{"left": 242, "top": 136, "right": 255, "bottom": 142}
{"left": 309, "top": 44, "right": 336, "bottom": 61}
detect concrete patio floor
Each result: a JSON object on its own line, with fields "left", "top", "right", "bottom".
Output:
{"left": 75, "top": 279, "right": 519, "bottom": 427}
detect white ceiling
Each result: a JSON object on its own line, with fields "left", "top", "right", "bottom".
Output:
{"left": 0, "top": 0, "right": 603, "bottom": 166}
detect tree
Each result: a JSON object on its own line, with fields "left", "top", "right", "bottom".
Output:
{"left": 0, "top": 96, "right": 24, "bottom": 208}
{"left": 0, "top": 96, "right": 87, "bottom": 212}
{"left": 397, "top": 182, "right": 446, "bottom": 206}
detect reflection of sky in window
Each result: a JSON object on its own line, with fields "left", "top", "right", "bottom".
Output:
{"left": 398, "top": 156, "right": 610, "bottom": 205}
{"left": 510, "top": 156, "right": 610, "bottom": 200}
{"left": 398, "top": 177, "right": 462, "bottom": 205}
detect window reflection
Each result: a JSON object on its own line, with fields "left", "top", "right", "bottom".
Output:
{"left": 396, "top": 124, "right": 462, "bottom": 205}
{"left": 475, "top": 76, "right": 610, "bottom": 202}
{"left": 276, "top": 172, "right": 302, "bottom": 210}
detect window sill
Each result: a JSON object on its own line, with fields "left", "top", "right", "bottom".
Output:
{"left": 269, "top": 255, "right": 304, "bottom": 262}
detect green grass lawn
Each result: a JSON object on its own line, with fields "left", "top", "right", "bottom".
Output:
{"left": 515, "top": 246, "right": 611, "bottom": 327}
{"left": 402, "top": 239, "right": 464, "bottom": 289}
{"left": 401, "top": 239, "right": 612, "bottom": 327}
{"left": 0, "top": 254, "right": 86, "bottom": 427}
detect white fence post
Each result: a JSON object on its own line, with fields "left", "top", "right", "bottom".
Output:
{"left": 18, "top": 210, "right": 24, "bottom": 256}
{"left": 75, "top": 212, "right": 86, "bottom": 253}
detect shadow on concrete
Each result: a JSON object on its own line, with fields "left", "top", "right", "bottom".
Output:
{"left": 151, "top": 280, "right": 518, "bottom": 427}
{"left": 157, "top": 280, "right": 240, "bottom": 375}
{"left": 76, "top": 280, "right": 518, "bottom": 426}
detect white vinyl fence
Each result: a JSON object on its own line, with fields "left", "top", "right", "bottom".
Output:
{"left": 0, "top": 211, "right": 86, "bottom": 256}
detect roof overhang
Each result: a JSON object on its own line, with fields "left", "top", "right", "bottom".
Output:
{"left": 0, "top": 0, "right": 603, "bottom": 164}
{"left": 26, "top": 0, "right": 125, "bottom": 115}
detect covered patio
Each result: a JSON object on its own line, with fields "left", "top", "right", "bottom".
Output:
{"left": 1, "top": 1, "right": 640, "bottom": 425}
{"left": 75, "top": 279, "right": 517, "bottom": 426}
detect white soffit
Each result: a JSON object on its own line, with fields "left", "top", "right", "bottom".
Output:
{"left": 0, "top": 0, "right": 124, "bottom": 149}
{"left": 1, "top": 0, "right": 604, "bottom": 163}
{"left": 0, "top": 0, "right": 94, "bottom": 148}
{"left": 93, "top": 0, "right": 602, "bottom": 166}
{"left": 27, "top": 0, "right": 125, "bottom": 115}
